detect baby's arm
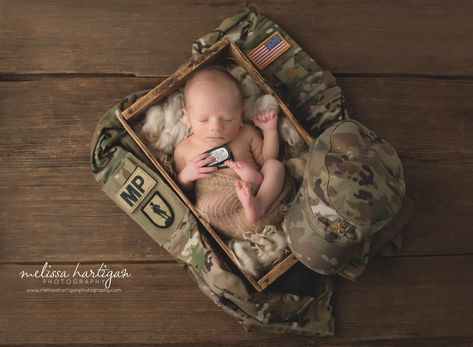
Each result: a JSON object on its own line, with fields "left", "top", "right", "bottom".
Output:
{"left": 251, "top": 110, "right": 279, "bottom": 164}
{"left": 174, "top": 144, "right": 194, "bottom": 192}
{"left": 174, "top": 142, "right": 217, "bottom": 192}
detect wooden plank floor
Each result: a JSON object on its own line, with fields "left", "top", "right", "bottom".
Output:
{"left": 1, "top": 1, "right": 472, "bottom": 345}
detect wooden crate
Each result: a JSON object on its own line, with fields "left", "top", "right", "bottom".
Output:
{"left": 117, "top": 36, "right": 313, "bottom": 291}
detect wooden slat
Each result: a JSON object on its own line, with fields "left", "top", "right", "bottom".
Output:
{"left": 2, "top": 2, "right": 472, "bottom": 345}
{"left": 0, "top": 256, "right": 472, "bottom": 344}
{"left": 0, "top": 76, "right": 472, "bottom": 263}
{"left": 0, "top": 78, "right": 170, "bottom": 262}
{"left": 118, "top": 38, "right": 311, "bottom": 291}
{"left": 332, "top": 255, "right": 473, "bottom": 343}
{"left": 340, "top": 77, "right": 473, "bottom": 256}
{"left": 1, "top": 1, "right": 473, "bottom": 77}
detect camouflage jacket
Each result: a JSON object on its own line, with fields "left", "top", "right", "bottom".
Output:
{"left": 91, "top": 8, "right": 412, "bottom": 337}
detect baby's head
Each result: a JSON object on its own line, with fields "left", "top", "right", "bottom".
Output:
{"left": 183, "top": 65, "right": 244, "bottom": 146}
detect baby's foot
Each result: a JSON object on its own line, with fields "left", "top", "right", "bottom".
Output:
{"left": 234, "top": 180, "right": 259, "bottom": 224}
{"left": 225, "top": 160, "right": 263, "bottom": 188}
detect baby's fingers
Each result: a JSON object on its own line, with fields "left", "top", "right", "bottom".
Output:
{"left": 256, "top": 113, "right": 266, "bottom": 121}
{"left": 191, "top": 152, "right": 210, "bottom": 163}
{"left": 195, "top": 154, "right": 215, "bottom": 166}
{"left": 202, "top": 155, "right": 216, "bottom": 165}
{"left": 255, "top": 110, "right": 276, "bottom": 120}
{"left": 225, "top": 160, "right": 242, "bottom": 169}
{"left": 261, "top": 114, "right": 272, "bottom": 122}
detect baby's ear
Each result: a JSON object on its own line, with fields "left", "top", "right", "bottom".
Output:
{"left": 182, "top": 107, "right": 189, "bottom": 121}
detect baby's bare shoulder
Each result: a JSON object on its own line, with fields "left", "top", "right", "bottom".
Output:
{"left": 175, "top": 136, "right": 208, "bottom": 161}
{"left": 174, "top": 137, "right": 193, "bottom": 161}
{"left": 174, "top": 137, "right": 200, "bottom": 173}
{"left": 174, "top": 137, "right": 188, "bottom": 152}
{"left": 240, "top": 123, "right": 262, "bottom": 140}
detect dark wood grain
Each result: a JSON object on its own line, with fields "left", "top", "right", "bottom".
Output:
{"left": 0, "top": 257, "right": 472, "bottom": 344}
{"left": 1, "top": 77, "right": 472, "bottom": 262}
{"left": 340, "top": 77, "right": 473, "bottom": 257}
{"left": 1, "top": 1, "right": 472, "bottom": 76}
{"left": 1, "top": 0, "right": 472, "bottom": 345}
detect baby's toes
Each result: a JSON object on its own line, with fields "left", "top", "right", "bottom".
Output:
{"left": 234, "top": 181, "right": 245, "bottom": 196}
{"left": 234, "top": 180, "right": 243, "bottom": 191}
{"left": 242, "top": 181, "right": 251, "bottom": 195}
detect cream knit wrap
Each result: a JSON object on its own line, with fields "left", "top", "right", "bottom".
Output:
{"left": 195, "top": 169, "right": 296, "bottom": 241}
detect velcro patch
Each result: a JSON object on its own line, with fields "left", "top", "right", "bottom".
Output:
{"left": 248, "top": 31, "right": 291, "bottom": 70}
{"left": 275, "top": 57, "right": 309, "bottom": 86}
{"left": 114, "top": 167, "right": 156, "bottom": 213}
{"left": 141, "top": 192, "right": 174, "bottom": 228}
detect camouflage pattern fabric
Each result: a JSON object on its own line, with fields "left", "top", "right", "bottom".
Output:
{"left": 91, "top": 7, "right": 414, "bottom": 337}
{"left": 91, "top": 92, "right": 334, "bottom": 337}
{"left": 192, "top": 8, "right": 414, "bottom": 281}
{"left": 285, "top": 120, "right": 406, "bottom": 275}
{"left": 192, "top": 9, "right": 349, "bottom": 138}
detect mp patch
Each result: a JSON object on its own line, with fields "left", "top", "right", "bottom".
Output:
{"left": 114, "top": 167, "right": 156, "bottom": 213}
{"left": 247, "top": 31, "right": 291, "bottom": 70}
{"left": 141, "top": 192, "right": 174, "bottom": 228}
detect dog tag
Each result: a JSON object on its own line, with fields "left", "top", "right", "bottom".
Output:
{"left": 203, "top": 144, "right": 233, "bottom": 169}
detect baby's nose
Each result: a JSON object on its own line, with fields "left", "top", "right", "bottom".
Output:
{"left": 210, "top": 120, "right": 224, "bottom": 132}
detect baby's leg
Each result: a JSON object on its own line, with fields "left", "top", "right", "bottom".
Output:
{"left": 234, "top": 159, "right": 285, "bottom": 224}
{"left": 224, "top": 160, "right": 263, "bottom": 189}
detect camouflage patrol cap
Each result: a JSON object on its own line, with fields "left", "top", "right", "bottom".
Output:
{"left": 285, "top": 119, "right": 406, "bottom": 275}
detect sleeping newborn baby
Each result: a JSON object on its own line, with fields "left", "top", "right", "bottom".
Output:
{"left": 174, "top": 65, "right": 292, "bottom": 240}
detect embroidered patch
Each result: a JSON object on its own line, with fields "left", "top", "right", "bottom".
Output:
{"left": 248, "top": 31, "right": 291, "bottom": 70}
{"left": 141, "top": 192, "right": 174, "bottom": 228}
{"left": 114, "top": 167, "right": 156, "bottom": 213}
{"left": 275, "top": 57, "right": 309, "bottom": 86}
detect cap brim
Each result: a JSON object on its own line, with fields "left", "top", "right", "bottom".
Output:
{"left": 285, "top": 190, "right": 360, "bottom": 275}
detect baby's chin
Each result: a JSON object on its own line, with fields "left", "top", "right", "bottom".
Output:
{"left": 205, "top": 137, "right": 228, "bottom": 146}
{"left": 195, "top": 135, "right": 231, "bottom": 148}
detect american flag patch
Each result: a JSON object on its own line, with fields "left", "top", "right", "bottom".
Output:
{"left": 248, "top": 31, "right": 291, "bottom": 70}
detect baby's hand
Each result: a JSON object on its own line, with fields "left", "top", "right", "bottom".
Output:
{"left": 252, "top": 110, "right": 278, "bottom": 133}
{"left": 179, "top": 153, "right": 217, "bottom": 183}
